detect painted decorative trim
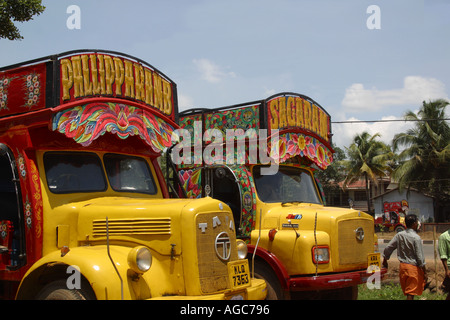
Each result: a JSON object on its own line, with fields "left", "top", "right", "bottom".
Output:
{"left": 271, "top": 132, "right": 333, "bottom": 169}
{"left": 52, "top": 102, "right": 176, "bottom": 153}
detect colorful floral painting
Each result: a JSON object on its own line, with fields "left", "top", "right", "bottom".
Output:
{"left": 52, "top": 102, "right": 176, "bottom": 153}
{"left": 24, "top": 73, "right": 41, "bottom": 108}
{"left": 0, "top": 221, "right": 10, "bottom": 240}
{"left": 17, "top": 153, "right": 26, "bottom": 178}
{"left": 205, "top": 105, "right": 260, "bottom": 133}
{"left": 179, "top": 113, "right": 202, "bottom": 143}
{"left": 229, "top": 165, "right": 256, "bottom": 239}
{"left": 178, "top": 168, "right": 202, "bottom": 199}
{"left": 270, "top": 132, "right": 333, "bottom": 170}
{"left": 0, "top": 78, "right": 11, "bottom": 111}
{"left": 24, "top": 198, "right": 32, "bottom": 230}
{"left": 0, "top": 62, "right": 46, "bottom": 116}
{"left": 179, "top": 105, "right": 259, "bottom": 142}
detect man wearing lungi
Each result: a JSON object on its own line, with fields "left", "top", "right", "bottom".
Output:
{"left": 382, "top": 214, "right": 427, "bottom": 300}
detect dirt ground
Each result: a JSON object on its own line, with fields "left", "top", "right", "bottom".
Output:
{"left": 382, "top": 260, "right": 446, "bottom": 294}
{"left": 377, "top": 231, "right": 446, "bottom": 294}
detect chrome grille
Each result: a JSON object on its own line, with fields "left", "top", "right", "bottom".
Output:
{"left": 196, "top": 212, "right": 237, "bottom": 294}
{"left": 338, "top": 219, "right": 374, "bottom": 265}
{"left": 92, "top": 218, "right": 171, "bottom": 237}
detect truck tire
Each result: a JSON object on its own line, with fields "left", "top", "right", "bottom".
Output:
{"left": 35, "top": 279, "right": 95, "bottom": 300}
{"left": 252, "top": 261, "right": 285, "bottom": 300}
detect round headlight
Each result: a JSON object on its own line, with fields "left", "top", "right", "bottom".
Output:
{"left": 128, "top": 246, "right": 152, "bottom": 274}
{"left": 236, "top": 240, "right": 248, "bottom": 260}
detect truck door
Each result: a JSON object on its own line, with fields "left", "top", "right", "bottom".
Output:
{"left": 205, "top": 166, "right": 242, "bottom": 234}
{"left": 0, "top": 145, "right": 26, "bottom": 270}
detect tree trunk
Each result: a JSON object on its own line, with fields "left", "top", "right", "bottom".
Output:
{"left": 364, "top": 173, "right": 372, "bottom": 215}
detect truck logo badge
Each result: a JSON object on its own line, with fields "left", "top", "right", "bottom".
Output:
{"left": 198, "top": 216, "right": 234, "bottom": 233}
{"left": 355, "top": 227, "right": 365, "bottom": 241}
{"left": 212, "top": 216, "right": 221, "bottom": 227}
{"left": 215, "top": 232, "right": 231, "bottom": 261}
{"left": 198, "top": 223, "right": 208, "bottom": 233}
{"left": 286, "top": 214, "right": 302, "bottom": 220}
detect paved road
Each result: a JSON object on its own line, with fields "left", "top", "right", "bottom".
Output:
{"left": 378, "top": 240, "right": 440, "bottom": 260}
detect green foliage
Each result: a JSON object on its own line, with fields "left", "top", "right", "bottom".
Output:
{"left": 358, "top": 282, "right": 445, "bottom": 300}
{"left": 342, "top": 132, "right": 394, "bottom": 213}
{"left": 0, "top": 0, "right": 45, "bottom": 40}
{"left": 392, "top": 99, "right": 450, "bottom": 205}
{"left": 315, "top": 144, "right": 346, "bottom": 203}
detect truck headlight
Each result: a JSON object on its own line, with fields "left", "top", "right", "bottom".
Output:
{"left": 128, "top": 246, "right": 152, "bottom": 273}
{"left": 236, "top": 240, "right": 248, "bottom": 260}
{"left": 312, "top": 246, "right": 329, "bottom": 264}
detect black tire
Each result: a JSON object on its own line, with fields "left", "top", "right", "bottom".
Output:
{"left": 35, "top": 279, "right": 95, "bottom": 300}
{"left": 251, "top": 260, "right": 285, "bottom": 300}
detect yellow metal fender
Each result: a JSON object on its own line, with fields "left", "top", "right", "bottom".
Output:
{"left": 17, "top": 245, "right": 144, "bottom": 300}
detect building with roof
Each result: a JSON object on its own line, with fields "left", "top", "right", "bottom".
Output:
{"left": 372, "top": 188, "right": 435, "bottom": 223}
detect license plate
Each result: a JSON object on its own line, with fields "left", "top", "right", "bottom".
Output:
{"left": 367, "top": 253, "right": 381, "bottom": 272}
{"left": 228, "top": 260, "right": 251, "bottom": 290}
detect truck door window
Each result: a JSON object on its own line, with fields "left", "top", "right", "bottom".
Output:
{"left": 44, "top": 152, "right": 107, "bottom": 193}
{"left": 253, "top": 165, "right": 322, "bottom": 204}
{"left": 104, "top": 154, "right": 157, "bottom": 195}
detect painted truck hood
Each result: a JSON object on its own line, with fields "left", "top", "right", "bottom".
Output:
{"left": 73, "top": 196, "right": 229, "bottom": 255}
{"left": 263, "top": 202, "right": 373, "bottom": 230}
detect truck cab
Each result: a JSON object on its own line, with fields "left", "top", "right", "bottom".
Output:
{"left": 0, "top": 50, "right": 266, "bottom": 300}
{"left": 177, "top": 92, "right": 385, "bottom": 299}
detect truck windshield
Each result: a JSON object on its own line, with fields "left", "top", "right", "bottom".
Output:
{"left": 253, "top": 165, "right": 322, "bottom": 204}
{"left": 44, "top": 152, "right": 156, "bottom": 195}
{"left": 44, "top": 152, "right": 107, "bottom": 193}
{"left": 104, "top": 153, "right": 156, "bottom": 194}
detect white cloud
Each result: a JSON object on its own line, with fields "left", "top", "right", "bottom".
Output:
{"left": 178, "top": 94, "right": 195, "bottom": 111}
{"left": 193, "top": 58, "right": 236, "bottom": 83}
{"left": 332, "top": 115, "right": 415, "bottom": 149}
{"left": 263, "top": 87, "right": 276, "bottom": 97}
{"left": 342, "top": 76, "right": 448, "bottom": 113}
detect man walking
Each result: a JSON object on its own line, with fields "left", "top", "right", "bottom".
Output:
{"left": 382, "top": 214, "right": 427, "bottom": 300}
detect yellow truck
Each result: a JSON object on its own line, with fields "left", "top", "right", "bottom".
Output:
{"left": 0, "top": 50, "right": 266, "bottom": 300}
{"left": 177, "top": 92, "right": 384, "bottom": 299}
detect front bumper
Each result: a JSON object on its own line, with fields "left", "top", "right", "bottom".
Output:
{"left": 288, "top": 267, "right": 387, "bottom": 291}
{"left": 151, "top": 278, "right": 267, "bottom": 300}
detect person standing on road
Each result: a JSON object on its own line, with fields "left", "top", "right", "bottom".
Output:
{"left": 438, "top": 228, "right": 450, "bottom": 300}
{"left": 382, "top": 214, "right": 427, "bottom": 300}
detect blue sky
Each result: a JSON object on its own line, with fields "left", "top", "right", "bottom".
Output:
{"left": 1, "top": 0, "right": 449, "bottom": 148}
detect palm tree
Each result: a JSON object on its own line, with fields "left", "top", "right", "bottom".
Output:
{"left": 392, "top": 99, "right": 450, "bottom": 220}
{"left": 343, "top": 132, "right": 394, "bottom": 214}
